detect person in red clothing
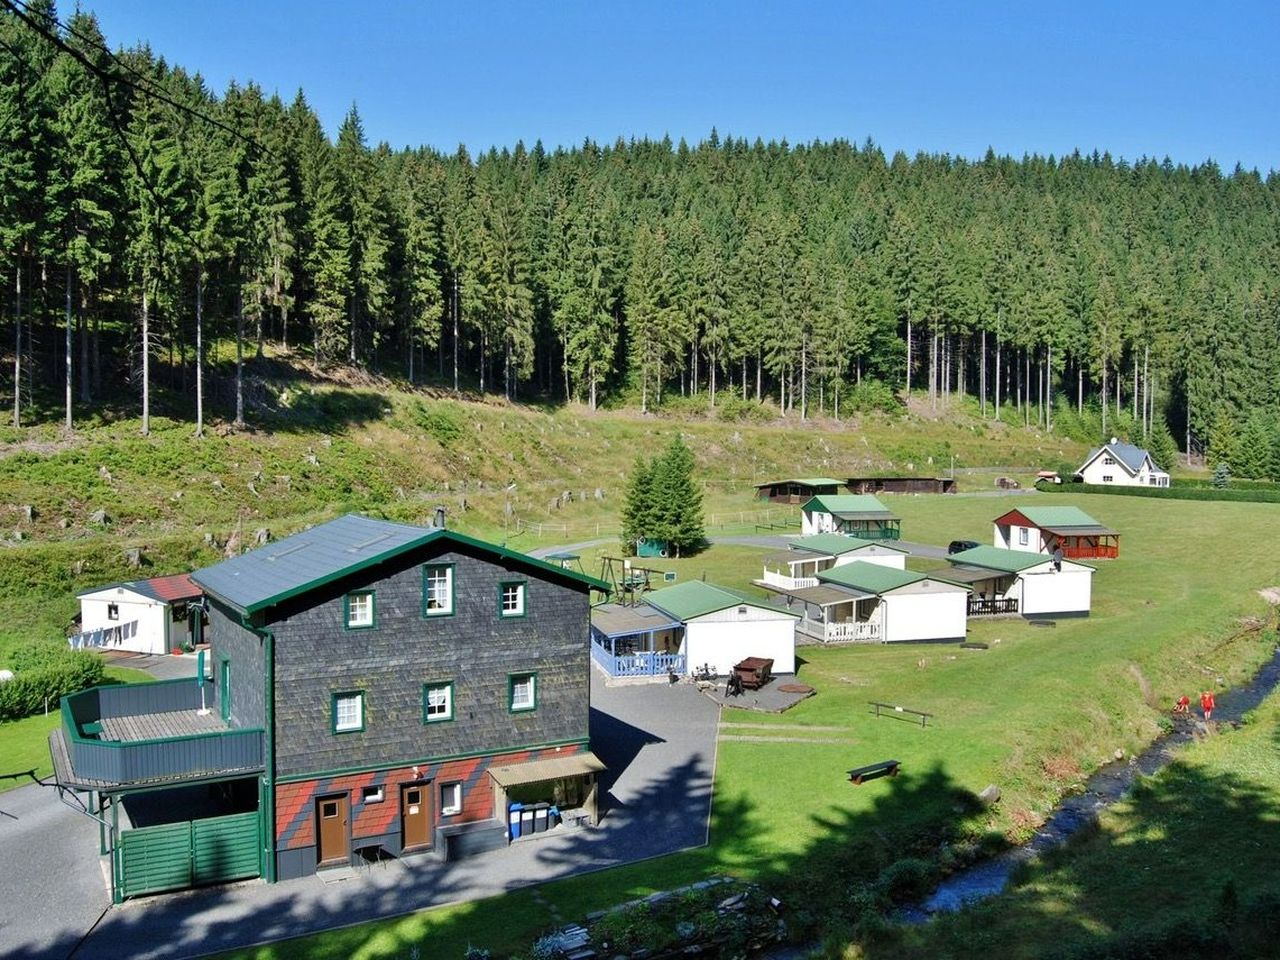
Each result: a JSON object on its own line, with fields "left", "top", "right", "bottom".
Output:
{"left": 1174, "top": 694, "right": 1191, "bottom": 714}
{"left": 1200, "top": 690, "right": 1215, "bottom": 721}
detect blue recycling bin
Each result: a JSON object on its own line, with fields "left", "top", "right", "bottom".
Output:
{"left": 508, "top": 803, "right": 523, "bottom": 840}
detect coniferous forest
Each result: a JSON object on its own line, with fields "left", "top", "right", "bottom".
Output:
{"left": 3, "top": 2, "right": 1280, "bottom": 466}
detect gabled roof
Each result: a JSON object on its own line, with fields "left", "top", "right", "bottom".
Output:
{"left": 995, "top": 505, "right": 1115, "bottom": 535}
{"left": 77, "top": 572, "right": 203, "bottom": 604}
{"left": 755, "top": 477, "right": 843, "bottom": 489}
{"left": 644, "top": 581, "right": 794, "bottom": 621}
{"left": 947, "top": 545, "right": 1047, "bottom": 574}
{"left": 789, "top": 533, "right": 909, "bottom": 557}
{"left": 817, "top": 561, "right": 967, "bottom": 594}
{"left": 1078, "top": 440, "right": 1157, "bottom": 476}
{"left": 192, "top": 514, "right": 609, "bottom": 616}
{"left": 802, "top": 494, "right": 897, "bottom": 520}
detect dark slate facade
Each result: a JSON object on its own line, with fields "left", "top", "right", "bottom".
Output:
{"left": 261, "top": 543, "right": 592, "bottom": 779}
{"left": 208, "top": 601, "right": 267, "bottom": 731}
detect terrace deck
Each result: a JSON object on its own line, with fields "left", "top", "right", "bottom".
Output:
{"left": 100, "top": 708, "right": 228, "bottom": 742}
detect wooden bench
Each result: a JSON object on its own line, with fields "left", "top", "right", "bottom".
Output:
{"left": 848, "top": 760, "right": 901, "bottom": 785}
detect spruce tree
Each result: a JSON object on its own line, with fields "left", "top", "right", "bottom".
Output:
{"left": 620, "top": 455, "right": 654, "bottom": 554}
{"left": 651, "top": 435, "right": 703, "bottom": 557}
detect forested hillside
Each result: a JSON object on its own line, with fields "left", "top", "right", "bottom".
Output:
{"left": 2, "top": 1, "right": 1279, "bottom": 462}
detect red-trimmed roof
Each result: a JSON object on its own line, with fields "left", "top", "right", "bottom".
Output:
{"left": 140, "top": 573, "right": 203, "bottom": 603}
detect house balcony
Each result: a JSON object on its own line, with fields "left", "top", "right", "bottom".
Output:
{"left": 796, "top": 618, "right": 881, "bottom": 643}
{"left": 759, "top": 570, "right": 819, "bottom": 591}
{"left": 968, "top": 597, "right": 1020, "bottom": 617}
{"left": 53, "top": 678, "right": 263, "bottom": 792}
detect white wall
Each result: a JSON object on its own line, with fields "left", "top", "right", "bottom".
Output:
{"left": 882, "top": 585, "right": 968, "bottom": 642}
{"left": 995, "top": 523, "right": 1046, "bottom": 554}
{"left": 79, "top": 589, "right": 171, "bottom": 655}
{"left": 801, "top": 510, "right": 833, "bottom": 536}
{"left": 834, "top": 548, "right": 906, "bottom": 570}
{"left": 1079, "top": 456, "right": 1138, "bottom": 486}
{"left": 1019, "top": 565, "right": 1092, "bottom": 616}
{"left": 680, "top": 610, "right": 797, "bottom": 675}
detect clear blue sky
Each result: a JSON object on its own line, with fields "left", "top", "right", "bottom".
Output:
{"left": 88, "top": 0, "right": 1279, "bottom": 172}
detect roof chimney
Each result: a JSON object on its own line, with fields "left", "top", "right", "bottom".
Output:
{"left": 433, "top": 506, "right": 446, "bottom": 529}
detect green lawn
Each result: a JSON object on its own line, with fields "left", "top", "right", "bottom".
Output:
{"left": 0, "top": 664, "right": 155, "bottom": 792}
{"left": 218, "top": 493, "right": 1280, "bottom": 959}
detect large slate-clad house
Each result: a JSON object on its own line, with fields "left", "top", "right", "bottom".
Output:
{"left": 50, "top": 514, "right": 608, "bottom": 898}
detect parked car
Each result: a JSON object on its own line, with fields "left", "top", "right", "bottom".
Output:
{"left": 947, "top": 539, "right": 980, "bottom": 555}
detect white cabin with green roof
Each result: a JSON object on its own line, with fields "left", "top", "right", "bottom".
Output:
{"left": 947, "top": 545, "right": 1094, "bottom": 618}
{"left": 800, "top": 494, "right": 901, "bottom": 539}
{"left": 763, "top": 561, "right": 969, "bottom": 644}
{"left": 757, "top": 534, "right": 908, "bottom": 591}
{"left": 644, "top": 581, "right": 798, "bottom": 677}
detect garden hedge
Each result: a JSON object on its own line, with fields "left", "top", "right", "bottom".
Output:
{"left": 1037, "top": 481, "right": 1280, "bottom": 504}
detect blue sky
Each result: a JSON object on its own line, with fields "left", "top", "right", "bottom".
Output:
{"left": 88, "top": 1, "right": 1279, "bottom": 172}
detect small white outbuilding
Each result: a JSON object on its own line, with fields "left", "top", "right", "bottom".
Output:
{"left": 947, "top": 545, "right": 1093, "bottom": 619}
{"left": 644, "top": 580, "right": 799, "bottom": 677}
{"left": 75, "top": 573, "right": 204, "bottom": 656}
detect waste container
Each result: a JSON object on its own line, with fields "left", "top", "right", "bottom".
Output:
{"left": 520, "top": 807, "right": 536, "bottom": 836}
{"left": 532, "top": 803, "right": 549, "bottom": 834}
{"left": 508, "top": 803, "right": 523, "bottom": 840}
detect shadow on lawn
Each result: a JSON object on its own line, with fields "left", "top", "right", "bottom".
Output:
{"left": 865, "top": 751, "right": 1280, "bottom": 959}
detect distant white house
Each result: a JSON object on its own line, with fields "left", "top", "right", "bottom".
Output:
{"left": 76, "top": 574, "right": 204, "bottom": 656}
{"left": 763, "top": 561, "right": 969, "bottom": 644}
{"left": 1076, "top": 438, "right": 1170, "bottom": 488}
{"left": 644, "top": 581, "right": 799, "bottom": 676}
{"left": 799, "top": 495, "right": 901, "bottom": 540}
{"left": 756, "top": 533, "right": 908, "bottom": 591}
{"left": 947, "top": 545, "right": 1093, "bottom": 619}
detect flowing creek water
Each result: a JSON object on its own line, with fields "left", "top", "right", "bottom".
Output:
{"left": 899, "top": 641, "right": 1280, "bottom": 923}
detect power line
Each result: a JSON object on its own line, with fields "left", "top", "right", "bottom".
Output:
{"left": 1, "top": 0, "right": 273, "bottom": 158}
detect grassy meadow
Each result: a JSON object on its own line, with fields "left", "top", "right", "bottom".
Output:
{"left": 216, "top": 491, "right": 1280, "bottom": 959}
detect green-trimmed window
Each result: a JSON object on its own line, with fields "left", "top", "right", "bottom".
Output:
{"left": 345, "top": 590, "right": 376, "bottom": 630}
{"left": 499, "top": 580, "right": 526, "bottom": 618}
{"left": 332, "top": 690, "right": 365, "bottom": 733}
{"left": 422, "top": 681, "right": 454, "bottom": 723}
{"left": 423, "top": 564, "right": 454, "bottom": 616}
{"left": 508, "top": 672, "right": 537, "bottom": 713}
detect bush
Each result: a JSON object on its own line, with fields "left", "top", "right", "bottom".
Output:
{"left": 653, "top": 393, "right": 710, "bottom": 418}
{"left": 0, "top": 650, "right": 105, "bottom": 721}
{"left": 715, "top": 396, "right": 773, "bottom": 422}
{"left": 1037, "top": 481, "right": 1280, "bottom": 505}
{"left": 845, "top": 379, "right": 901, "bottom": 414}
{"left": 9, "top": 638, "right": 72, "bottom": 673}
{"left": 411, "top": 403, "right": 465, "bottom": 446}
{"left": 875, "top": 857, "right": 934, "bottom": 902}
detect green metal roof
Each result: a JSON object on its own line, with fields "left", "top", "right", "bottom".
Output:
{"left": 755, "top": 477, "right": 843, "bottom": 488}
{"left": 1003, "top": 505, "right": 1104, "bottom": 529}
{"left": 644, "top": 580, "right": 791, "bottom": 621}
{"left": 817, "top": 561, "right": 967, "bottom": 594}
{"left": 192, "top": 514, "right": 610, "bottom": 616}
{"left": 946, "top": 545, "right": 1045, "bottom": 574}
{"left": 790, "top": 533, "right": 908, "bottom": 556}
{"left": 803, "top": 494, "right": 897, "bottom": 518}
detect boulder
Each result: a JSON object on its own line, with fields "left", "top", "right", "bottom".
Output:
{"left": 978, "top": 784, "right": 1001, "bottom": 807}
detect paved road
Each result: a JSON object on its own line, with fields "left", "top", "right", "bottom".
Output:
{"left": 53, "top": 672, "right": 719, "bottom": 960}
{"left": 0, "top": 778, "right": 110, "bottom": 960}
{"left": 533, "top": 534, "right": 954, "bottom": 561}
{"left": 101, "top": 651, "right": 198, "bottom": 682}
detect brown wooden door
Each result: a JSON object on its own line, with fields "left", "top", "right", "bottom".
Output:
{"left": 401, "top": 783, "right": 432, "bottom": 850}
{"left": 316, "top": 794, "right": 349, "bottom": 866}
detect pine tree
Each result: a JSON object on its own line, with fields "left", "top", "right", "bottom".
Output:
{"left": 1145, "top": 419, "right": 1179, "bottom": 473}
{"left": 620, "top": 455, "right": 654, "bottom": 554}
{"left": 336, "top": 105, "right": 390, "bottom": 365}
{"left": 1206, "top": 407, "right": 1239, "bottom": 471}
{"left": 651, "top": 435, "right": 703, "bottom": 557}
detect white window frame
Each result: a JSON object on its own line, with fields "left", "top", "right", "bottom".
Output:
{"left": 423, "top": 681, "right": 453, "bottom": 723}
{"left": 441, "top": 781, "right": 462, "bottom": 816}
{"left": 1102, "top": 475, "right": 1113, "bottom": 483}
{"left": 346, "top": 591, "right": 375, "bottom": 629}
{"left": 509, "top": 672, "right": 536, "bottom": 712}
{"left": 334, "top": 691, "right": 364, "bottom": 733}
{"left": 1018, "top": 528, "right": 1029, "bottom": 546}
{"left": 500, "top": 582, "right": 526, "bottom": 618}
{"left": 424, "top": 565, "right": 454, "bottom": 616}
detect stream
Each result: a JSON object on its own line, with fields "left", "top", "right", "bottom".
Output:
{"left": 899, "top": 641, "right": 1280, "bottom": 923}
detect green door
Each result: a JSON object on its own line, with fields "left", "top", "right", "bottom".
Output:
{"left": 118, "top": 810, "right": 262, "bottom": 899}
{"left": 193, "top": 811, "right": 261, "bottom": 885}
{"left": 219, "top": 659, "right": 231, "bottom": 721}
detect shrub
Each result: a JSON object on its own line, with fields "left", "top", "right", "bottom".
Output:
{"left": 845, "top": 379, "right": 901, "bottom": 414}
{"left": 716, "top": 396, "right": 773, "bottom": 422}
{"left": 875, "top": 857, "right": 933, "bottom": 902}
{"left": 0, "top": 650, "right": 106, "bottom": 721}
{"left": 411, "top": 403, "right": 465, "bottom": 446}
{"left": 10, "top": 638, "right": 72, "bottom": 673}
{"left": 1037, "top": 481, "right": 1280, "bottom": 505}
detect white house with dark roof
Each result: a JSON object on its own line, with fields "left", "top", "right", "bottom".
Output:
{"left": 75, "top": 573, "right": 205, "bottom": 655}
{"left": 947, "top": 545, "right": 1093, "bottom": 619}
{"left": 1076, "top": 438, "right": 1170, "bottom": 488}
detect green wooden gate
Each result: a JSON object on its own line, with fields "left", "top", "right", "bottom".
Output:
{"left": 118, "top": 810, "right": 260, "bottom": 898}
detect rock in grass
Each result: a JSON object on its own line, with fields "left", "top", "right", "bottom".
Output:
{"left": 978, "top": 784, "right": 1001, "bottom": 806}
{"left": 89, "top": 508, "right": 109, "bottom": 525}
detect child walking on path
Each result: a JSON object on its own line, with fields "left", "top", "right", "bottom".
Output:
{"left": 1200, "top": 690, "right": 1216, "bottom": 721}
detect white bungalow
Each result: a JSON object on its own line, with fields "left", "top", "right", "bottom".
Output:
{"left": 756, "top": 533, "right": 908, "bottom": 591}
{"left": 643, "top": 581, "right": 799, "bottom": 676}
{"left": 1075, "top": 438, "right": 1170, "bottom": 488}
{"left": 947, "top": 545, "right": 1093, "bottom": 619}
{"left": 764, "top": 561, "right": 969, "bottom": 644}
{"left": 75, "top": 573, "right": 204, "bottom": 655}
{"left": 799, "top": 495, "right": 901, "bottom": 540}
